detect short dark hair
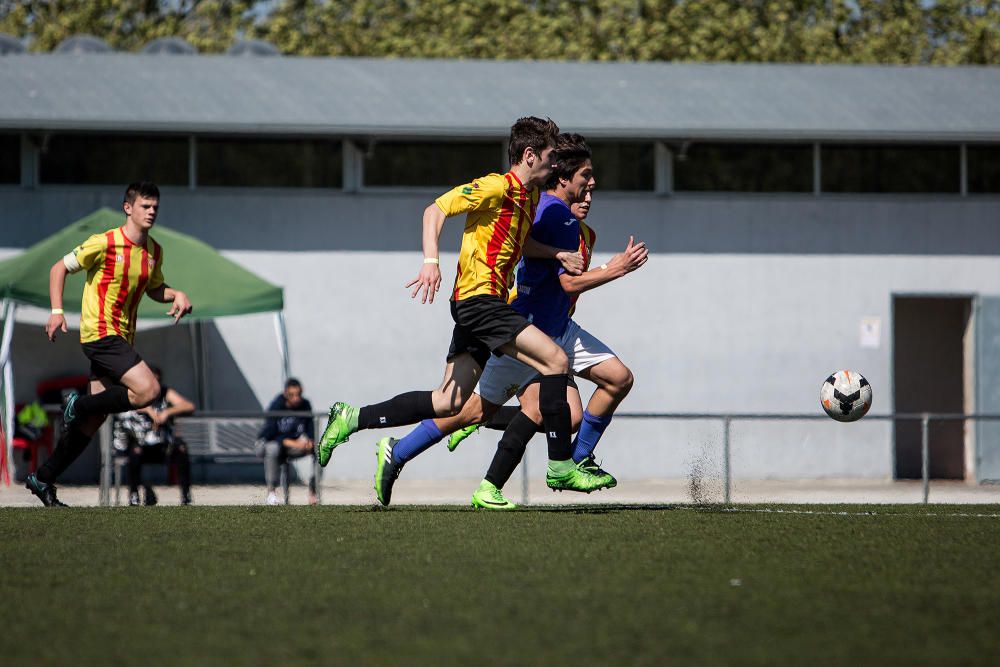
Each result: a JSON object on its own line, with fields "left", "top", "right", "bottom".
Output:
{"left": 507, "top": 116, "right": 560, "bottom": 166}
{"left": 284, "top": 378, "right": 302, "bottom": 391}
{"left": 124, "top": 181, "right": 160, "bottom": 205}
{"left": 545, "top": 133, "right": 592, "bottom": 190}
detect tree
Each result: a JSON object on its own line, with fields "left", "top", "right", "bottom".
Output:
{"left": 2, "top": 0, "right": 997, "bottom": 63}
{"left": 0, "top": 0, "right": 255, "bottom": 53}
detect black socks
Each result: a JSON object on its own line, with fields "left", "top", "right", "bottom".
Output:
{"left": 539, "top": 374, "right": 572, "bottom": 461}
{"left": 358, "top": 391, "right": 436, "bottom": 430}
{"left": 484, "top": 412, "right": 539, "bottom": 489}
{"left": 73, "top": 385, "right": 132, "bottom": 418}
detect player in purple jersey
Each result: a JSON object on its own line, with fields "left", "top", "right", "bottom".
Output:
{"left": 372, "top": 134, "right": 648, "bottom": 508}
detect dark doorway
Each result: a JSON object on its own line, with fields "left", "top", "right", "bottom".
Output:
{"left": 893, "top": 296, "right": 971, "bottom": 479}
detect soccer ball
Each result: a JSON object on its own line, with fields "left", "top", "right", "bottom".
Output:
{"left": 820, "top": 370, "right": 872, "bottom": 422}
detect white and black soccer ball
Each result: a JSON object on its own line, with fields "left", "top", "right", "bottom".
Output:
{"left": 820, "top": 370, "right": 872, "bottom": 422}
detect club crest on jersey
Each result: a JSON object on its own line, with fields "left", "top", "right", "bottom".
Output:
{"left": 116, "top": 254, "right": 124, "bottom": 262}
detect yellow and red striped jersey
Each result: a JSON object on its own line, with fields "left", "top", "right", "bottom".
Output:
{"left": 435, "top": 171, "right": 539, "bottom": 302}
{"left": 568, "top": 220, "right": 597, "bottom": 316}
{"left": 64, "top": 227, "right": 164, "bottom": 345}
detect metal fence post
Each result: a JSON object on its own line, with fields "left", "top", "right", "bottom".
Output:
{"left": 99, "top": 420, "right": 112, "bottom": 507}
{"left": 921, "top": 414, "right": 930, "bottom": 504}
{"left": 723, "top": 417, "right": 732, "bottom": 504}
{"left": 314, "top": 415, "right": 322, "bottom": 505}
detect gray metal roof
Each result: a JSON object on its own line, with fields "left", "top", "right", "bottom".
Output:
{"left": 1, "top": 54, "right": 998, "bottom": 141}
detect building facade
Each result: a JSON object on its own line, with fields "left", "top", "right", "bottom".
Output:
{"left": 2, "top": 55, "right": 998, "bottom": 483}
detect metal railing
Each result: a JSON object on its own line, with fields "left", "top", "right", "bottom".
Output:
{"left": 93, "top": 410, "right": 1000, "bottom": 507}
{"left": 608, "top": 411, "right": 1000, "bottom": 505}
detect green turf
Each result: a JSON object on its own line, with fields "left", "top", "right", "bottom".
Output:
{"left": 2, "top": 504, "right": 999, "bottom": 666}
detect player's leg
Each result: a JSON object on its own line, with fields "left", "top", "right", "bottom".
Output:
{"left": 318, "top": 346, "right": 483, "bottom": 465}
{"left": 574, "top": 356, "right": 633, "bottom": 467}
{"left": 68, "top": 341, "right": 159, "bottom": 423}
{"left": 375, "top": 391, "right": 504, "bottom": 507}
{"left": 470, "top": 382, "right": 583, "bottom": 508}
{"left": 27, "top": 378, "right": 110, "bottom": 506}
{"left": 497, "top": 325, "right": 575, "bottom": 477}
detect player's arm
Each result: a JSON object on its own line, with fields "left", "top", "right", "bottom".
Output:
{"left": 145, "top": 284, "right": 193, "bottom": 323}
{"left": 405, "top": 203, "right": 448, "bottom": 304}
{"left": 522, "top": 235, "right": 584, "bottom": 276}
{"left": 559, "top": 235, "right": 649, "bottom": 296}
{"left": 45, "top": 259, "right": 70, "bottom": 342}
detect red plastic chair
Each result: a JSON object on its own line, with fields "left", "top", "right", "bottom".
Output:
{"left": 11, "top": 403, "right": 54, "bottom": 475}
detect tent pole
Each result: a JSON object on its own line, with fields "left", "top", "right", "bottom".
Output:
{"left": 189, "top": 320, "right": 203, "bottom": 410}
{"left": 200, "top": 321, "right": 211, "bottom": 411}
{"left": 274, "top": 311, "right": 290, "bottom": 382}
{"left": 0, "top": 299, "right": 17, "bottom": 484}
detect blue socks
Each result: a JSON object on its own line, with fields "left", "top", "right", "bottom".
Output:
{"left": 393, "top": 419, "right": 445, "bottom": 464}
{"left": 571, "top": 410, "right": 613, "bottom": 463}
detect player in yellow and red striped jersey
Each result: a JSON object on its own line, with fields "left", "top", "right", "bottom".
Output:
{"left": 318, "top": 117, "right": 616, "bottom": 498}
{"left": 26, "top": 182, "right": 192, "bottom": 507}
{"left": 369, "top": 135, "right": 649, "bottom": 507}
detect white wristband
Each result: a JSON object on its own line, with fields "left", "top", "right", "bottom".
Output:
{"left": 423, "top": 258, "right": 439, "bottom": 265}
{"left": 51, "top": 308, "right": 64, "bottom": 315}
{"left": 600, "top": 264, "right": 608, "bottom": 270}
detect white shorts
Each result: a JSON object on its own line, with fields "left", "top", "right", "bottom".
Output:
{"left": 477, "top": 319, "right": 616, "bottom": 406}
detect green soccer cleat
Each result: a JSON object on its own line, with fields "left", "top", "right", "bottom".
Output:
{"left": 546, "top": 460, "right": 615, "bottom": 493}
{"left": 316, "top": 402, "right": 358, "bottom": 467}
{"left": 447, "top": 423, "right": 482, "bottom": 452}
{"left": 374, "top": 437, "right": 403, "bottom": 507}
{"left": 470, "top": 480, "right": 517, "bottom": 510}
{"left": 580, "top": 455, "right": 618, "bottom": 489}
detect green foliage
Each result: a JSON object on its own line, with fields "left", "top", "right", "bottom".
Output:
{"left": 1, "top": 0, "right": 998, "bottom": 63}
{"left": 0, "top": 0, "right": 255, "bottom": 53}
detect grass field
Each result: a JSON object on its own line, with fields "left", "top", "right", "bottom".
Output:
{"left": 2, "top": 504, "right": 999, "bottom": 666}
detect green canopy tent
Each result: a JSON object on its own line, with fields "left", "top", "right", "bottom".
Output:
{"left": 0, "top": 208, "right": 287, "bottom": 484}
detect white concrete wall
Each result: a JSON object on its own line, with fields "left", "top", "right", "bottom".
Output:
{"left": 3, "top": 187, "right": 999, "bottom": 482}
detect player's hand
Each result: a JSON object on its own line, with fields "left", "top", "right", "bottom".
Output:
{"left": 607, "top": 236, "right": 649, "bottom": 276}
{"left": 405, "top": 263, "right": 442, "bottom": 305}
{"left": 556, "top": 251, "right": 584, "bottom": 276}
{"left": 167, "top": 291, "right": 193, "bottom": 323}
{"left": 45, "top": 313, "right": 68, "bottom": 342}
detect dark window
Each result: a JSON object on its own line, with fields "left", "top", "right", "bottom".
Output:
{"left": 675, "top": 143, "right": 813, "bottom": 192}
{"left": 0, "top": 135, "right": 18, "bottom": 184}
{"left": 40, "top": 135, "right": 188, "bottom": 185}
{"left": 589, "top": 142, "right": 654, "bottom": 191}
{"left": 822, "top": 144, "right": 959, "bottom": 193}
{"left": 364, "top": 142, "right": 501, "bottom": 187}
{"left": 198, "top": 138, "right": 342, "bottom": 188}
{"left": 967, "top": 145, "right": 1000, "bottom": 194}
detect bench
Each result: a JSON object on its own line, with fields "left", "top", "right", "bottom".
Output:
{"left": 112, "top": 415, "right": 321, "bottom": 505}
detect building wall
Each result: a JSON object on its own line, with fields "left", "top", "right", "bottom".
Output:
{"left": 3, "top": 187, "right": 999, "bottom": 482}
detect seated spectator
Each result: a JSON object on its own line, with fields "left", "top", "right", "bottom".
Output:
{"left": 256, "top": 378, "right": 316, "bottom": 505}
{"left": 112, "top": 365, "right": 195, "bottom": 505}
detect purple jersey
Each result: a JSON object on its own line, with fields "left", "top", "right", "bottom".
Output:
{"left": 510, "top": 193, "right": 579, "bottom": 337}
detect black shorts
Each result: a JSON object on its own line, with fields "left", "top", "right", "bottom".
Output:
{"left": 82, "top": 336, "right": 143, "bottom": 382}
{"left": 447, "top": 295, "right": 532, "bottom": 369}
